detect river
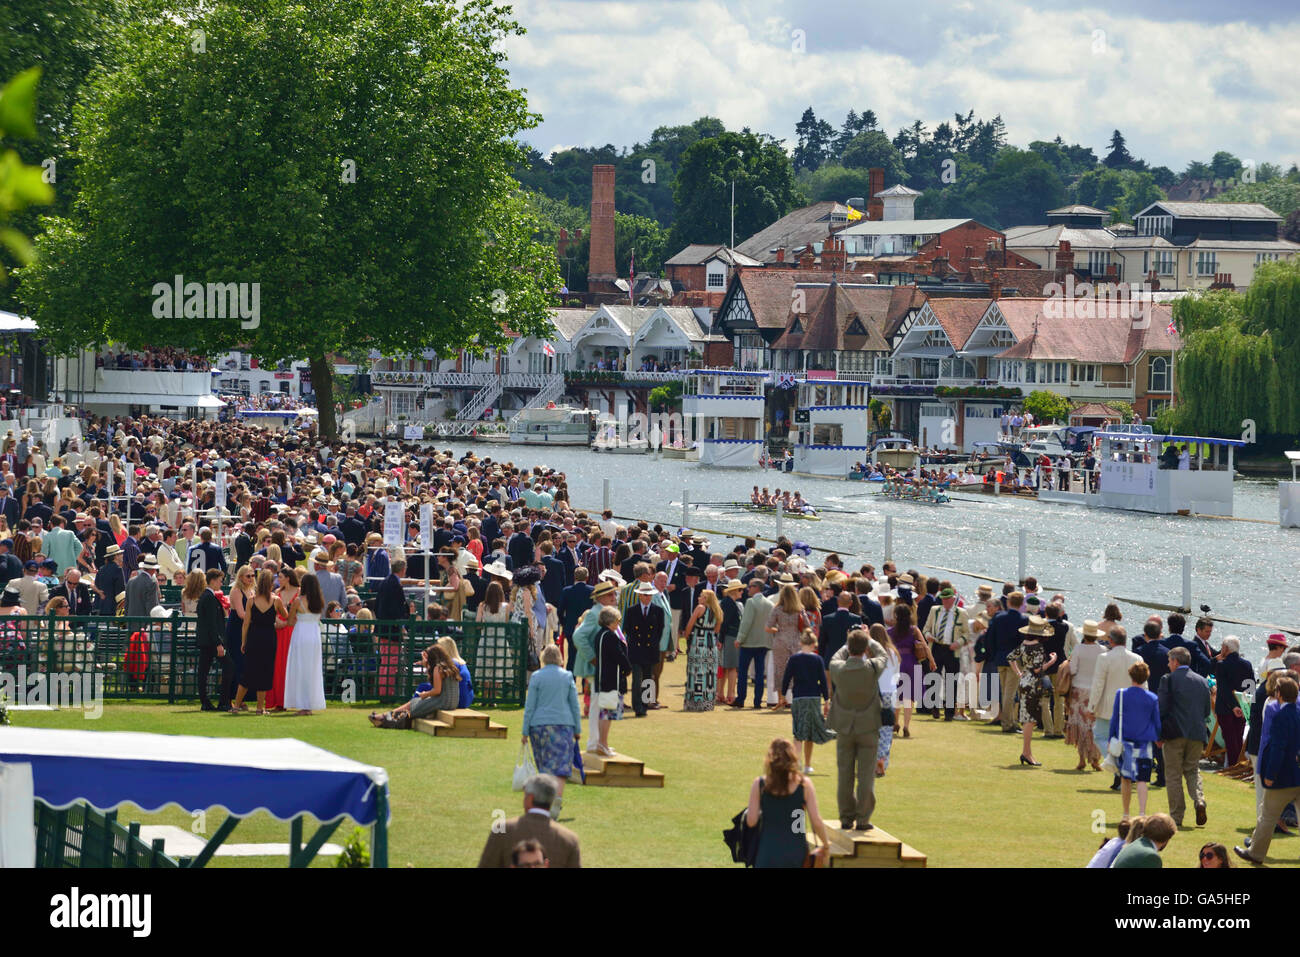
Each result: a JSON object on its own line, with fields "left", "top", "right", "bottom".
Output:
{"left": 428, "top": 441, "right": 1298, "bottom": 659}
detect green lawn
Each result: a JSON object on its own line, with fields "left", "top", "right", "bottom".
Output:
{"left": 8, "top": 656, "right": 1292, "bottom": 867}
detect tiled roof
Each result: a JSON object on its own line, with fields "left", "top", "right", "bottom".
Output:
{"left": 991, "top": 298, "right": 1182, "bottom": 363}
{"left": 884, "top": 285, "right": 926, "bottom": 339}
{"left": 772, "top": 282, "right": 891, "bottom": 353}
{"left": 1142, "top": 201, "right": 1281, "bottom": 221}
{"left": 735, "top": 202, "right": 847, "bottom": 262}
{"left": 664, "top": 244, "right": 763, "bottom": 267}
{"left": 549, "top": 308, "right": 593, "bottom": 341}
{"left": 925, "top": 298, "right": 991, "bottom": 350}
{"left": 1004, "top": 224, "right": 1116, "bottom": 248}
{"left": 1069, "top": 402, "right": 1123, "bottom": 417}
{"left": 727, "top": 269, "right": 838, "bottom": 330}
{"left": 1047, "top": 205, "right": 1108, "bottom": 216}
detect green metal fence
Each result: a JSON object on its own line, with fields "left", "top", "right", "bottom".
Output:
{"left": 0, "top": 614, "right": 528, "bottom": 707}
{"left": 33, "top": 800, "right": 180, "bottom": 868}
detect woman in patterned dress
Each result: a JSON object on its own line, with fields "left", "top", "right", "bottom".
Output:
{"left": 1007, "top": 616, "right": 1057, "bottom": 767}
{"left": 680, "top": 588, "right": 722, "bottom": 712}
{"left": 765, "top": 583, "right": 804, "bottom": 709}
{"left": 871, "top": 623, "right": 900, "bottom": 776}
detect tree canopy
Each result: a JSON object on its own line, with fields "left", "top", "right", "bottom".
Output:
{"left": 19, "top": 0, "right": 560, "bottom": 437}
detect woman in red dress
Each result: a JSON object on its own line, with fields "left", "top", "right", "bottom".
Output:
{"left": 267, "top": 566, "right": 300, "bottom": 712}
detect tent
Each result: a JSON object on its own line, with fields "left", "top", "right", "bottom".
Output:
{"left": 0, "top": 728, "right": 390, "bottom": 867}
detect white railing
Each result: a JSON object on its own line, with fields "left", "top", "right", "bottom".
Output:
{"left": 508, "top": 375, "right": 567, "bottom": 426}
{"left": 502, "top": 372, "right": 562, "bottom": 390}
{"left": 456, "top": 380, "right": 502, "bottom": 421}
{"left": 430, "top": 371, "right": 493, "bottom": 387}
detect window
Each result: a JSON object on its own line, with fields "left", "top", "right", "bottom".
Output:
{"left": 1154, "top": 251, "right": 1175, "bottom": 276}
{"left": 998, "top": 360, "right": 1022, "bottom": 383}
{"left": 1088, "top": 251, "right": 1111, "bottom": 275}
{"left": 1136, "top": 215, "right": 1172, "bottom": 238}
{"left": 1074, "top": 364, "right": 1099, "bottom": 383}
{"left": 1147, "top": 398, "right": 1168, "bottom": 417}
{"left": 706, "top": 268, "right": 726, "bottom": 289}
{"left": 1025, "top": 362, "right": 1037, "bottom": 384}
{"left": 239, "top": 354, "right": 250, "bottom": 371}
{"left": 1197, "top": 252, "right": 1217, "bottom": 276}
{"left": 1256, "top": 252, "right": 1280, "bottom": 266}
{"left": 1149, "top": 356, "right": 1170, "bottom": 392}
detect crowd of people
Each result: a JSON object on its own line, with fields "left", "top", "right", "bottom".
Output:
{"left": 98, "top": 349, "right": 212, "bottom": 372}
{"left": 3, "top": 408, "right": 1294, "bottom": 870}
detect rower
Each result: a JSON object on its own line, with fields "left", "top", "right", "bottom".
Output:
{"left": 751, "top": 485, "right": 761, "bottom": 505}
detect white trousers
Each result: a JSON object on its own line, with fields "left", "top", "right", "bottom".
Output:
{"left": 766, "top": 650, "right": 778, "bottom": 704}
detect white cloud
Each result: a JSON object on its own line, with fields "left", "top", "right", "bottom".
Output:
{"left": 503, "top": 0, "right": 1300, "bottom": 168}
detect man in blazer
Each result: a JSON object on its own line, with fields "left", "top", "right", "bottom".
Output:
{"left": 818, "top": 592, "right": 861, "bottom": 665}
{"left": 50, "top": 568, "right": 93, "bottom": 617}
{"left": 622, "top": 582, "right": 666, "bottom": 717}
{"left": 1087, "top": 625, "right": 1142, "bottom": 789}
{"left": 1157, "top": 645, "right": 1212, "bottom": 828}
{"left": 655, "top": 544, "right": 688, "bottom": 611}
{"left": 923, "top": 587, "right": 971, "bottom": 720}
{"left": 124, "top": 556, "right": 161, "bottom": 619}
{"left": 731, "top": 571, "right": 773, "bottom": 710}
{"left": 478, "top": 774, "right": 580, "bottom": 868}
{"left": 676, "top": 563, "right": 705, "bottom": 637}
{"left": 829, "top": 630, "right": 888, "bottom": 830}
{"left": 194, "top": 568, "right": 228, "bottom": 712}
{"left": 1212, "top": 636, "right": 1254, "bottom": 769}
{"left": 990, "top": 593, "right": 1029, "bottom": 731}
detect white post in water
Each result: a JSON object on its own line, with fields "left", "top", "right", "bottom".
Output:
{"left": 884, "top": 515, "right": 893, "bottom": 562}
{"left": 1017, "top": 528, "right": 1027, "bottom": 585}
{"left": 603, "top": 478, "right": 611, "bottom": 512}
{"left": 1182, "top": 555, "right": 1192, "bottom": 612}
{"left": 682, "top": 489, "right": 689, "bottom": 529}
{"left": 776, "top": 505, "right": 784, "bottom": 542}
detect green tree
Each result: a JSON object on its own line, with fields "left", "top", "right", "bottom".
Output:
{"left": 1022, "top": 390, "right": 1072, "bottom": 423}
{"left": 1209, "top": 151, "right": 1243, "bottom": 184}
{"left": 19, "top": 0, "right": 559, "bottom": 439}
{"left": 796, "top": 164, "right": 879, "bottom": 204}
{"left": 666, "top": 130, "right": 798, "bottom": 255}
{"left": 792, "top": 107, "right": 834, "bottom": 172}
{"left": 1212, "top": 180, "right": 1300, "bottom": 218}
{"left": 0, "top": 69, "right": 56, "bottom": 278}
{"left": 840, "top": 130, "right": 907, "bottom": 183}
{"left": 1103, "top": 130, "right": 1134, "bottom": 170}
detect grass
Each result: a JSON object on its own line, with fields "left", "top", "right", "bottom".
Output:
{"left": 9, "top": 654, "right": 1294, "bottom": 867}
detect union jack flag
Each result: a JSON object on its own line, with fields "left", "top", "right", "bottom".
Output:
{"left": 1167, "top": 318, "right": 1177, "bottom": 336}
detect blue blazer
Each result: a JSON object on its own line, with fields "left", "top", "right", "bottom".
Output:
{"left": 1261, "top": 702, "right": 1300, "bottom": 789}
{"left": 1111, "top": 686, "right": 1160, "bottom": 745}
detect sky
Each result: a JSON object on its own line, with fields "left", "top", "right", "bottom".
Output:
{"left": 501, "top": 0, "right": 1300, "bottom": 170}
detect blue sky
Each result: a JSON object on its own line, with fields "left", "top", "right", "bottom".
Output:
{"left": 502, "top": 0, "right": 1300, "bottom": 170}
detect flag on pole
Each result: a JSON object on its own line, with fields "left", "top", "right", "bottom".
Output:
{"left": 628, "top": 251, "right": 635, "bottom": 303}
{"left": 1166, "top": 317, "right": 1177, "bottom": 336}
{"left": 542, "top": 342, "right": 556, "bottom": 357}
{"left": 845, "top": 204, "right": 864, "bottom": 221}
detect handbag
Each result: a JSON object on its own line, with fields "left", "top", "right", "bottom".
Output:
{"left": 526, "top": 640, "right": 541, "bottom": 672}
{"left": 512, "top": 740, "right": 538, "bottom": 791}
{"left": 1054, "top": 661, "right": 1072, "bottom": 695}
{"left": 722, "top": 806, "right": 760, "bottom": 867}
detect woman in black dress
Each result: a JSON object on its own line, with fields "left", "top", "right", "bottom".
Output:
{"left": 231, "top": 569, "right": 287, "bottom": 714}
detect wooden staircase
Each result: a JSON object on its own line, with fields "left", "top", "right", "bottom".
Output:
{"left": 578, "top": 750, "right": 665, "bottom": 788}
{"left": 811, "top": 822, "right": 926, "bottom": 868}
{"left": 413, "top": 709, "right": 508, "bottom": 739}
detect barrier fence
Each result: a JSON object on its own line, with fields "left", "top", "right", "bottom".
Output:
{"left": 33, "top": 801, "right": 180, "bottom": 868}
{"left": 0, "top": 615, "right": 529, "bottom": 708}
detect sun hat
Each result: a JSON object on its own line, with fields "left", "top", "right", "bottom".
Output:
{"left": 482, "top": 561, "right": 512, "bottom": 581}
{"left": 1018, "top": 615, "right": 1054, "bottom": 638}
{"left": 591, "top": 581, "right": 618, "bottom": 599}
{"left": 634, "top": 582, "right": 657, "bottom": 596}
{"left": 723, "top": 579, "right": 745, "bottom": 594}
{"left": 1267, "top": 633, "right": 1288, "bottom": 648}
{"left": 149, "top": 605, "right": 174, "bottom": 619}
{"left": 1081, "top": 620, "right": 1105, "bottom": 639}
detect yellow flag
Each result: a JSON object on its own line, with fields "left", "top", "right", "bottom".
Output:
{"left": 846, "top": 205, "right": 864, "bottom": 221}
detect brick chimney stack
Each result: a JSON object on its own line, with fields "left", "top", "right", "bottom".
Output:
{"left": 798, "top": 245, "right": 816, "bottom": 270}
{"left": 588, "top": 164, "right": 617, "bottom": 286}
{"left": 1056, "top": 240, "right": 1074, "bottom": 277}
{"left": 930, "top": 255, "right": 949, "bottom": 278}
{"left": 989, "top": 270, "right": 1003, "bottom": 300}
{"left": 985, "top": 237, "right": 1005, "bottom": 268}
{"left": 867, "top": 167, "right": 885, "bottom": 221}
{"left": 775, "top": 248, "right": 786, "bottom": 263}
{"left": 822, "top": 237, "right": 847, "bottom": 274}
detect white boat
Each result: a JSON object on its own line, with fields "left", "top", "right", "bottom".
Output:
{"left": 870, "top": 436, "right": 921, "bottom": 472}
{"left": 591, "top": 417, "right": 649, "bottom": 453}
{"left": 509, "top": 405, "right": 596, "bottom": 445}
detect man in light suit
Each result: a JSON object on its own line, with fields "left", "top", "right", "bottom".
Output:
{"left": 125, "top": 555, "right": 161, "bottom": 618}
{"left": 829, "top": 629, "right": 888, "bottom": 830}
{"left": 1158, "top": 645, "right": 1212, "bottom": 829}
{"left": 1087, "top": 625, "right": 1143, "bottom": 791}
{"left": 923, "top": 587, "right": 971, "bottom": 721}
{"left": 477, "top": 774, "right": 581, "bottom": 868}
{"left": 731, "top": 570, "right": 773, "bottom": 710}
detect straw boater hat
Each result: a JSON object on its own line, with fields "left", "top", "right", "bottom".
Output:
{"left": 723, "top": 578, "right": 745, "bottom": 594}
{"left": 1018, "top": 615, "right": 1054, "bottom": 638}
{"left": 591, "top": 580, "right": 618, "bottom": 599}
{"left": 976, "top": 584, "right": 994, "bottom": 599}
{"left": 1081, "top": 619, "right": 1105, "bottom": 639}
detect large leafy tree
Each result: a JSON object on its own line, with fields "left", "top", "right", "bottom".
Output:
{"left": 840, "top": 130, "right": 907, "bottom": 183}
{"left": 666, "top": 130, "right": 798, "bottom": 254}
{"left": 20, "top": 0, "right": 559, "bottom": 438}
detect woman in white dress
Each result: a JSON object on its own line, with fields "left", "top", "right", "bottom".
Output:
{"left": 283, "top": 572, "right": 327, "bottom": 715}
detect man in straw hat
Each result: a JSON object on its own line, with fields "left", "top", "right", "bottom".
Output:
{"left": 92, "top": 543, "right": 125, "bottom": 616}
{"left": 623, "top": 581, "right": 667, "bottom": 718}
{"left": 923, "top": 587, "right": 971, "bottom": 721}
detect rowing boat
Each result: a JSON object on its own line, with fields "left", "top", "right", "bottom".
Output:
{"left": 741, "top": 504, "right": 822, "bottom": 521}
{"left": 877, "top": 488, "right": 952, "bottom": 506}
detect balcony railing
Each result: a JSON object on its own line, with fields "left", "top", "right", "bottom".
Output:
{"left": 564, "top": 369, "right": 688, "bottom": 386}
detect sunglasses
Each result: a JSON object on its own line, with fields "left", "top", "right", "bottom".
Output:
{"left": 1199, "top": 850, "right": 1218, "bottom": 860}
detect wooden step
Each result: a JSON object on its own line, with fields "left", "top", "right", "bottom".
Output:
{"left": 411, "top": 709, "right": 508, "bottom": 739}
{"left": 579, "top": 750, "right": 665, "bottom": 788}
{"left": 815, "top": 823, "right": 926, "bottom": 868}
